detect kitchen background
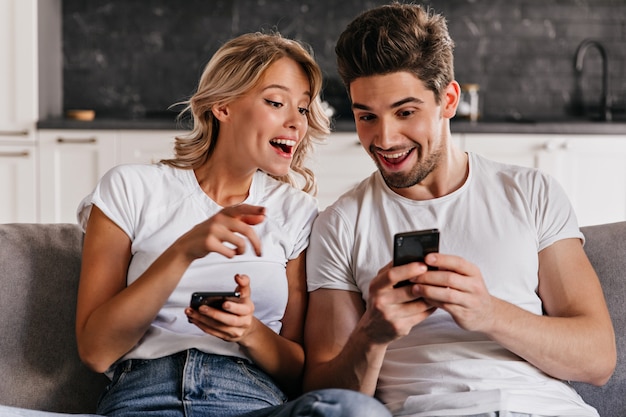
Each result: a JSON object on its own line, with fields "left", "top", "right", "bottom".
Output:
{"left": 3, "top": 0, "right": 626, "bottom": 226}
{"left": 62, "top": 0, "right": 626, "bottom": 124}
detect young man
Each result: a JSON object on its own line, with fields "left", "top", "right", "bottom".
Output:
{"left": 303, "top": 3, "right": 616, "bottom": 416}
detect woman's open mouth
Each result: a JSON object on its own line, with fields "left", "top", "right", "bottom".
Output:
{"left": 270, "top": 138, "right": 297, "bottom": 156}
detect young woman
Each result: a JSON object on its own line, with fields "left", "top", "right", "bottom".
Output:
{"left": 71, "top": 32, "right": 391, "bottom": 417}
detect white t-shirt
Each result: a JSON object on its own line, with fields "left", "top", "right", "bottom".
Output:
{"left": 307, "top": 153, "right": 598, "bottom": 417}
{"left": 78, "top": 163, "right": 317, "bottom": 365}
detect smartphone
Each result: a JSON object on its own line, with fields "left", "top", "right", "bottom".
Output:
{"left": 393, "top": 228, "right": 440, "bottom": 288}
{"left": 190, "top": 291, "right": 241, "bottom": 310}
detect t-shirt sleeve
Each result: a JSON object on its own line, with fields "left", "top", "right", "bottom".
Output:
{"left": 306, "top": 205, "right": 360, "bottom": 293}
{"left": 288, "top": 200, "right": 318, "bottom": 260}
{"left": 76, "top": 164, "right": 141, "bottom": 240}
{"left": 534, "top": 172, "right": 584, "bottom": 251}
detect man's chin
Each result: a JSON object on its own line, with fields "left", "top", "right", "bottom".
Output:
{"left": 380, "top": 170, "right": 419, "bottom": 189}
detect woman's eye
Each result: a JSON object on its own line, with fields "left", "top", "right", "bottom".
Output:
{"left": 265, "top": 99, "right": 283, "bottom": 108}
{"left": 298, "top": 107, "right": 310, "bottom": 116}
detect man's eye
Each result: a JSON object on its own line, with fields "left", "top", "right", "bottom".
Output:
{"left": 298, "top": 107, "right": 310, "bottom": 116}
{"left": 358, "top": 114, "right": 376, "bottom": 121}
{"left": 265, "top": 99, "right": 283, "bottom": 108}
{"left": 399, "top": 110, "right": 414, "bottom": 117}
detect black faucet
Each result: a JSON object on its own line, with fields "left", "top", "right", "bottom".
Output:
{"left": 574, "top": 39, "right": 611, "bottom": 121}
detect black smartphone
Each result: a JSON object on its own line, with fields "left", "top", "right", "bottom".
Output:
{"left": 190, "top": 291, "right": 241, "bottom": 310}
{"left": 393, "top": 228, "right": 440, "bottom": 288}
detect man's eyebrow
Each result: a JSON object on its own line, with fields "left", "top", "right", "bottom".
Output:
{"left": 352, "top": 97, "right": 424, "bottom": 110}
{"left": 262, "top": 84, "right": 312, "bottom": 98}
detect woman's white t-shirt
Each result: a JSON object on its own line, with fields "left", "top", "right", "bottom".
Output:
{"left": 78, "top": 163, "right": 317, "bottom": 365}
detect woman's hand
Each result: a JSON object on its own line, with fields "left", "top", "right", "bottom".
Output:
{"left": 177, "top": 204, "right": 266, "bottom": 262}
{"left": 185, "top": 273, "right": 259, "bottom": 343}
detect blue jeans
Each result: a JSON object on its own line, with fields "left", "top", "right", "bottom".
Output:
{"left": 97, "top": 349, "right": 390, "bottom": 417}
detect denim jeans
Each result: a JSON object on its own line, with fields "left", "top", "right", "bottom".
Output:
{"left": 96, "top": 349, "right": 390, "bottom": 417}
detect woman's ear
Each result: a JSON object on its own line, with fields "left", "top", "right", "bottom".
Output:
{"left": 212, "top": 103, "right": 230, "bottom": 121}
{"left": 442, "top": 81, "right": 460, "bottom": 119}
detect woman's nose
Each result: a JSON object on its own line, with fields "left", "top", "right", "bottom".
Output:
{"left": 286, "top": 106, "right": 306, "bottom": 131}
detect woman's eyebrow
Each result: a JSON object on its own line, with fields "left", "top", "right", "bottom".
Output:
{"left": 262, "top": 84, "right": 312, "bottom": 98}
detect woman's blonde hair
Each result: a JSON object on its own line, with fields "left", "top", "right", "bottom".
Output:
{"left": 162, "top": 32, "right": 330, "bottom": 194}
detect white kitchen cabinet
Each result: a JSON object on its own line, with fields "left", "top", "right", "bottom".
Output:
{"left": 38, "top": 130, "right": 117, "bottom": 223}
{"left": 117, "top": 130, "right": 177, "bottom": 165}
{"left": 0, "top": 0, "right": 38, "bottom": 134}
{"left": 308, "top": 132, "right": 377, "bottom": 209}
{"left": 555, "top": 136, "right": 626, "bottom": 227}
{"left": 462, "top": 133, "right": 566, "bottom": 177}
{"left": 463, "top": 133, "right": 626, "bottom": 226}
{"left": 0, "top": 0, "right": 39, "bottom": 223}
{"left": 0, "top": 141, "right": 37, "bottom": 222}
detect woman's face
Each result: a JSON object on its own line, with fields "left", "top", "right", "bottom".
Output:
{"left": 215, "top": 57, "right": 311, "bottom": 177}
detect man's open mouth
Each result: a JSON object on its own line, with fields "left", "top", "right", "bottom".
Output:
{"left": 378, "top": 148, "right": 413, "bottom": 165}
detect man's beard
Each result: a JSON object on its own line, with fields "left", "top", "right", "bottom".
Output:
{"left": 372, "top": 145, "right": 441, "bottom": 189}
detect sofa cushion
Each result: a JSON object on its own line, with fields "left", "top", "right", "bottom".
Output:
{"left": 0, "top": 221, "right": 623, "bottom": 415}
{"left": 0, "top": 223, "right": 108, "bottom": 413}
{"left": 571, "top": 221, "right": 626, "bottom": 417}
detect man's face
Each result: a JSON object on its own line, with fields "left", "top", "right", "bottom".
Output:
{"left": 350, "top": 72, "right": 453, "bottom": 193}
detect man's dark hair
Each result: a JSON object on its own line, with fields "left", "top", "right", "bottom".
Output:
{"left": 336, "top": 2, "right": 455, "bottom": 104}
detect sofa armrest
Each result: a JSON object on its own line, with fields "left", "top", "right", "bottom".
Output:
{"left": 0, "top": 223, "right": 108, "bottom": 413}
{"left": 571, "top": 221, "right": 626, "bottom": 417}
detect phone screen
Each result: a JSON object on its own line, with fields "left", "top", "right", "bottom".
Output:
{"left": 190, "top": 291, "right": 241, "bottom": 310}
{"left": 393, "top": 229, "right": 440, "bottom": 287}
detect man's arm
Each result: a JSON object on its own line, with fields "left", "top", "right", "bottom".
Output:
{"left": 303, "top": 288, "right": 382, "bottom": 395}
{"left": 303, "top": 263, "right": 436, "bottom": 395}
{"left": 416, "top": 238, "right": 616, "bottom": 385}
{"left": 505, "top": 238, "right": 615, "bottom": 384}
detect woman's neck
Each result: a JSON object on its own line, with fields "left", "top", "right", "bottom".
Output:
{"left": 194, "top": 159, "right": 255, "bottom": 207}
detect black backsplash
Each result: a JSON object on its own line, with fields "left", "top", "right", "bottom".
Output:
{"left": 63, "top": 0, "right": 626, "bottom": 122}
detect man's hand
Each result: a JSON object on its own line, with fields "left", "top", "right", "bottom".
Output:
{"left": 407, "top": 252, "right": 496, "bottom": 333}
{"left": 362, "top": 261, "right": 437, "bottom": 345}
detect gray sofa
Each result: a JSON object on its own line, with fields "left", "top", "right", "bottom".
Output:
{"left": 0, "top": 222, "right": 624, "bottom": 416}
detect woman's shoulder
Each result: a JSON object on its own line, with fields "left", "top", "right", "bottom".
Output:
{"left": 103, "top": 162, "right": 173, "bottom": 179}
{"left": 101, "top": 163, "right": 189, "bottom": 190}
{"left": 256, "top": 171, "right": 318, "bottom": 209}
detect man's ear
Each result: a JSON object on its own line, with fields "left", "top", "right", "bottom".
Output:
{"left": 442, "top": 81, "right": 460, "bottom": 119}
{"left": 212, "top": 103, "right": 230, "bottom": 121}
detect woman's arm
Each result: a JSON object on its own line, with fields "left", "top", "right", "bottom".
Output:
{"left": 76, "top": 206, "right": 185, "bottom": 372}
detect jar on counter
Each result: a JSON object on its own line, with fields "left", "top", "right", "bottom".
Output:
{"left": 457, "top": 83, "right": 480, "bottom": 122}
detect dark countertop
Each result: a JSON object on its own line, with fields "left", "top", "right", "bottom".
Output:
{"left": 450, "top": 118, "right": 626, "bottom": 135}
{"left": 37, "top": 117, "right": 192, "bottom": 131}
{"left": 38, "top": 116, "right": 626, "bottom": 135}
{"left": 335, "top": 118, "right": 626, "bottom": 135}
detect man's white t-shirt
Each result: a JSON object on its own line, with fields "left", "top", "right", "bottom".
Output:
{"left": 307, "top": 153, "right": 598, "bottom": 417}
{"left": 78, "top": 163, "right": 317, "bottom": 366}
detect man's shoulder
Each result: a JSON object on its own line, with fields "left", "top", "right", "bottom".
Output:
{"left": 314, "top": 172, "right": 386, "bottom": 234}
{"left": 469, "top": 152, "right": 549, "bottom": 185}
{"left": 325, "top": 172, "right": 381, "bottom": 211}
